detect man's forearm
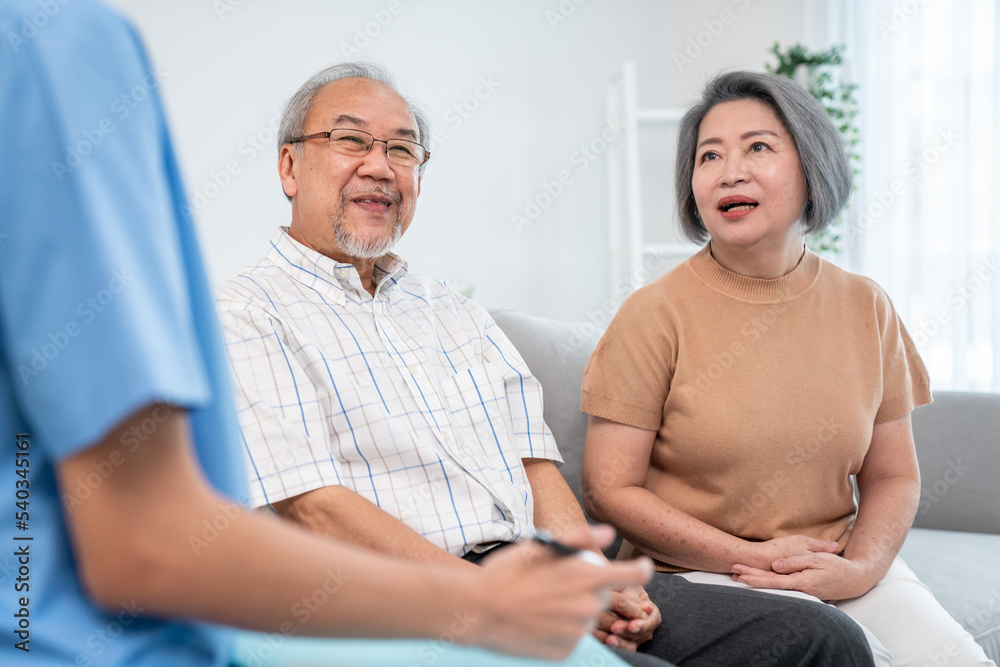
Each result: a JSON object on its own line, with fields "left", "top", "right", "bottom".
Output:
{"left": 523, "top": 458, "right": 589, "bottom": 536}
{"left": 59, "top": 406, "right": 479, "bottom": 637}
{"left": 274, "top": 484, "right": 477, "bottom": 570}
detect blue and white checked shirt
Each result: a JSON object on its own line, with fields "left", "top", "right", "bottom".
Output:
{"left": 216, "top": 228, "right": 561, "bottom": 556}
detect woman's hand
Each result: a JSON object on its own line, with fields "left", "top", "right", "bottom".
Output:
{"left": 733, "top": 416, "right": 922, "bottom": 602}
{"left": 743, "top": 534, "right": 840, "bottom": 571}
{"left": 731, "top": 551, "right": 877, "bottom": 601}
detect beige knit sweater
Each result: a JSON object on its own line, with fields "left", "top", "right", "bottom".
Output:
{"left": 581, "top": 246, "right": 931, "bottom": 571}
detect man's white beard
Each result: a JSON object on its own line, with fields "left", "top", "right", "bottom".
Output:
{"left": 334, "top": 185, "right": 404, "bottom": 259}
{"left": 334, "top": 214, "right": 402, "bottom": 259}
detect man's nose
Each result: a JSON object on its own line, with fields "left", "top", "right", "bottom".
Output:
{"left": 356, "top": 140, "right": 395, "bottom": 179}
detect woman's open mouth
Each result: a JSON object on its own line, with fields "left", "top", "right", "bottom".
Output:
{"left": 718, "top": 196, "right": 759, "bottom": 219}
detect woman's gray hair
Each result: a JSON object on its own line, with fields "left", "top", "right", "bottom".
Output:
{"left": 277, "top": 62, "right": 431, "bottom": 198}
{"left": 674, "top": 70, "right": 851, "bottom": 243}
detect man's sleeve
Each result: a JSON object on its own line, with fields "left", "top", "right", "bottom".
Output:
{"left": 217, "top": 289, "right": 343, "bottom": 507}
{"left": 481, "top": 314, "right": 562, "bottom": 464}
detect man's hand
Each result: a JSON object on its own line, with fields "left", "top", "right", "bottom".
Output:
{"left": 472, "top": 524, "right": 653, "bottom": 660}
{"left": 593, "top": 585, "right": 661, "bottom": 651}
{"left": 731, "top": 552, "right": 874, "bottom": 601}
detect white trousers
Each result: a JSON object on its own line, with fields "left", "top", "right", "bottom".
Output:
{"left": 678, "top": 559, "right": 995, "bottom": 667}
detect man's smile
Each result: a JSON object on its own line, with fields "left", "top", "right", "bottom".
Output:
{"left": 345, "top": 187, "right": 400, "bottom": 213}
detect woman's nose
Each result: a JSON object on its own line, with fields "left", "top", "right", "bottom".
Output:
{"left": 720, "top": 154, "right": 749, "bottom": 186}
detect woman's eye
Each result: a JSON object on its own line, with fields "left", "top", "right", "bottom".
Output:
{"left": 749, "top": 142, "right": 769, "bottom": 153}
{"left": 699, "top": 151, "right": 719, "bottom": 163}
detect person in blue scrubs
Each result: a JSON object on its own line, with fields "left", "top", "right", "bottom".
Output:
{"left": 0, "top": 2, "right": 653, "bottom": 665}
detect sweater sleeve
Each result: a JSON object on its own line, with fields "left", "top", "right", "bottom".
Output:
{"left": 873, "top": 287, "right": 933, "bottom": 424}
{"left": 580, "top": 285, "right": 676, "bottom": 432}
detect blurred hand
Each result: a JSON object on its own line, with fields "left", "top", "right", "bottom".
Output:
{"left": 470, "top": 524, "right": 653, "bottom": 660}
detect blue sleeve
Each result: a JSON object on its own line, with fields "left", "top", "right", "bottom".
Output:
{"left": 0, "top": 2, "right": 217, "bottom": 461}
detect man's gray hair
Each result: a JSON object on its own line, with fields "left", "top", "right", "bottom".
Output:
{"left": 277, "top": 62, "right": 431, "bottom": 199}
{"left": 674, "top": 70, "right": 852, "bottom": 243}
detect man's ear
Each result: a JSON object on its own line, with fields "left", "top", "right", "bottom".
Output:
{"left": 278, "top": 144, "right": 298, "bottom": 199}
{"left": 416, "top": 176, "right": 421, "bottom": 198}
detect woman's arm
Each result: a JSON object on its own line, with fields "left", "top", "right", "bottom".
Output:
{"left": 843, "top": 414, "right": 921, "bottom": 574}
{"left": 733, "top": 414, "right": 921, "bottom": 600}
{"left": 583, "top": 416, "right": 838, "bottom": 573}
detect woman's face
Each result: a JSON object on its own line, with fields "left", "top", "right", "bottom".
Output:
{"left": 691, "top": 98, "right": 809, "bottom": 254}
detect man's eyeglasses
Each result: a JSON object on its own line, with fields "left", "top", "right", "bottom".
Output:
{"left": 287, "top": 128, "right": 430, "bottom": 167}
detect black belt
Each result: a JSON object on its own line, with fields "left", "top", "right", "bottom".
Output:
{"left": 460, "top": 541, "right": 515, "bottom": 565}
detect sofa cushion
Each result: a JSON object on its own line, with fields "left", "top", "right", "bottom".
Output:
{"left": 910, "top": 392, "right": 1000, "bottom": 535}
{"left": 900, "top": 528, "right": 1000, "bottom": 661}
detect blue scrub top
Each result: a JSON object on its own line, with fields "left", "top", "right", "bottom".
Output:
{"left": 0, "top": 1, "right": 248, "bottom": 664}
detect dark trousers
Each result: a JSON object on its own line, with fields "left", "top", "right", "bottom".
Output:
{"left": 464, "top": 548, "right": 874, "bottom": 667}
{"left": 638, "top": 573, "right": 875, "bottom": 667}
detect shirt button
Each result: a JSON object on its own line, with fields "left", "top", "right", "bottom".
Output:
{"left": 408, "top": 364, "right": 422, "bottom": 377}
{"left": 441, "top": 430, "right": 453, "bottom": 442}
{"left": 335, "top": 267, "right": 350, "bottom": 279}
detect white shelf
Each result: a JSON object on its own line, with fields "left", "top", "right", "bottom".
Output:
{"left": 606, "top": 61, "right": 687, "bottom": 302}
{"left": 635, "top": 108, "right": 686, "bottom": 123}
{"left": 642, "top": 243, "right": 700, "bottom": 258}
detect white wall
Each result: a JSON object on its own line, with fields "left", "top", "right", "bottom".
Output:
{"left": 106, "top": 0, "right": 818, "bottom": 321}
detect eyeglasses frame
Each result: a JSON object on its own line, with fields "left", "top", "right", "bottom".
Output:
{"left": 287, "top": 128, "right": 431, "bottom": 167}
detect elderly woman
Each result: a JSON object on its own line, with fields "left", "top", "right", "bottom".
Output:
{"left": 581, "top": 71, "right": 995, "bottom": 666}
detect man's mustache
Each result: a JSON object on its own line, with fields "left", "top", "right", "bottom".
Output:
{"left": 341, "top": 185, "right": 402, "bottom": 205}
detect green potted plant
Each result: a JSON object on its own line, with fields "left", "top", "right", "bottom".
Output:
{"left": 766, "top": 43, "right": 859, "bottom": 257}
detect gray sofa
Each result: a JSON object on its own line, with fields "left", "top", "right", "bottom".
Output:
{"left": 492, "top": 308, "right": 1000, "bottom": 663}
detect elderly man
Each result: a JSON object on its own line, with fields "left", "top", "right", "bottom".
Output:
{"left": 216, "top": 62, "right": 875, "bottom": 667}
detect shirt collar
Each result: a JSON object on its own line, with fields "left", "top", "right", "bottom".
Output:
{"left": 265, "top": 227, "right": 408, "bottom": 305}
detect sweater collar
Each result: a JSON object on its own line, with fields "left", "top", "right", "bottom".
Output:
{"left": 687, "top": 244, "right": 821, "bottom": 303}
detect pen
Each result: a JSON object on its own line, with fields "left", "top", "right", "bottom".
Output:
{"left": 531, "top": 529, "right": 607, "bottom": 566}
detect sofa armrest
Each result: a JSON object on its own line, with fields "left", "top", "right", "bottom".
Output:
{"left": 910, "top": 391, "right": 1000, "bottom": 535}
